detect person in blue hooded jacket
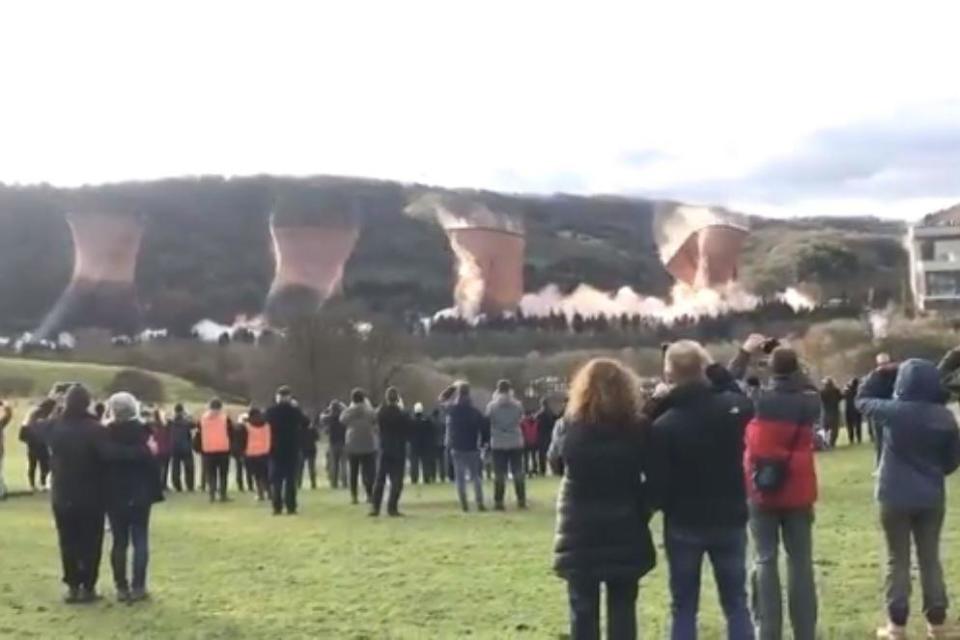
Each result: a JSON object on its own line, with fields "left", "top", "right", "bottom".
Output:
{"left": 857, "top": 358, "right": 960, "bottom": 640}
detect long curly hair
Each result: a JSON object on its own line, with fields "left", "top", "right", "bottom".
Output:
{"left": 565, "top": 358, "right": 643, "bottom": 429}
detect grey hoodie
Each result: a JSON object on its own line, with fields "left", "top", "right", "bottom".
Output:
{"left": 857, "top": 359, "right": 960, "bottom": 508}
{"left": 341, "top": 401, "right": 379, "bottom": 455}
{"left": 485, "top": 392, "right": 524, "bottom": 450}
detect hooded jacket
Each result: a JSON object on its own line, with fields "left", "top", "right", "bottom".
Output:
{"left": 485, "top": 392, "right": 524, "bottom": 450}
{"left": 341, "top": 402, "right": 379, "bottom": 455}
{"left": 856, "top": 359, "right": 960, "bottom": 508}
{"left": 168, "top": 414, "right": 196, "bottom": 455}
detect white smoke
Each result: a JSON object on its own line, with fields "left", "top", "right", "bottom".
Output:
{"left": 405, "top": 193, "right": 524, "bottom": 234}
{"left": 448, "top": 232, "right": 486, "bottom": 318}
{"left": 868, "top": 310, "right": 891, "bottom": 340}
{"left": 519, "top": 282, "right": 815, "bottom": 323}
{"left": 192, "top": 315, "right": 267, "bottom": 343}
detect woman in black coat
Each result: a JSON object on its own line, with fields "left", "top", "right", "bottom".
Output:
{"left": 550, "top": 358, "right": 656, "bottom": 640}
{"left": 104, "top": 392, "right": 163, "bottom": 603}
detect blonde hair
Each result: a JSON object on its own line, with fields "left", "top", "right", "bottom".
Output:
{"left": 565, "top": 358, "right": 643, "bottom": 428}
{"left": 664, "top": 340, "right": 712, "bottom": 384}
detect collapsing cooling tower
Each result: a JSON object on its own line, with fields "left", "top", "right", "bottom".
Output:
{"left": 654, "top": 204, "right": 748, "bottom": 288}
{"left": 35, "top": 211, "right": 144, "bottom": 338}
{"left": 405, "top": 192, "right": 525, "bottom": 317}
{"left": 264, "top": 215, "right": 360, "bottom": 324}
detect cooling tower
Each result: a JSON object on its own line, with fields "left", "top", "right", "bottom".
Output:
{"left": 446, "top": 228, "right": 525, "bottom": 316}
{"left": 655, "top": 205, "right": 749, "bottom": 288}
{"left": 265, "top": 216, "right": 360, "bottom": 324}
{"left": 36, "top": 211, "right": 144, "bottom": 338}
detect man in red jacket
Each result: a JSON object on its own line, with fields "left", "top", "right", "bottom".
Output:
{"left": 731, "top": 334, "right": 820, "bottom": 640}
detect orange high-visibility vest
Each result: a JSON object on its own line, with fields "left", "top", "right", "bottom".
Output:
{"left": 200, "top": 411, "right": 230, "bottom": 454}
{"left": 246, "top": 423, "right": 271, "bottom": 457}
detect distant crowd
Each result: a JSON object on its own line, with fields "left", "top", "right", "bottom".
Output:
{"left": 1, "top": 331, "right": 959, "bottom": 640}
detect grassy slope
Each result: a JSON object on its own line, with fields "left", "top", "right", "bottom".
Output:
{"left": 0, "top": 357, "right": 216, "bottom": 405}
{"left": 1, "top": 445, "right": 958, "bottom": 639}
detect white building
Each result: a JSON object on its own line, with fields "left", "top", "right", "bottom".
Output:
{"left": 909, "top": 205, "right": 960, "bottom": 311}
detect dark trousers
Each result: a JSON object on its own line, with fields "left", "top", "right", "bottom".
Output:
{"left": 348, "top": 453, "right": 376, "bottom": 503}
{"left": 199, "top": 454, "right": 208, "bottom": 491}
{"left": 492, "top": 448, "right": 526, "bottom": 507}
{"left": 298, "top": 450, "right": 318, "bottom": 489}
{"left": 246, "top": 456, "right": 270, "bottom": 500}
{"left": 824, "top": 414, "right": 840, "bottom": 448}
{"left": 845, "top": 414, "right": 863, "bottom": 444}
{"left": 409, "top": 447, "right": 436, "bottom": 484}
{"left": 232, "top": 454, "right": 249, "bottom": 491}
{"left": 665, "top": 521, "right": 754, "bottom": 640}
{"left": 270, "top": 459, "right": 298, "bottom": 514}
{"left": 327, "top": 444, "right": 346, "bottom": 488}
{"left": 204, "top": 453, "right": 229, "bottom": 501}
{"left": 157, "top": 456, "right": 170, "bottom": 491}
{"left": 28, "top": 446, "right": 50, "bottom": 489}
{"left": 371, "top": 454, "right": 405, "bottom": 515}
{"left": 523, "top": 445, "right": 539, "bottom": 475}
{"left": 880, "top": 505, "right": 947, "bottom": 626}
{"left": 53, "top": 505, "right": 105, "bottom": 590}
{"left": 567, "top": 575, "right": 639, "bottom": 640}
{"left": 107, "top": 505, "right": 151, "bottom": 591}
{"left": 171, "top": 451, "right": 195, "bottom": 492}
{"left": 537, "top": 444, "right": 550, "bottom": 476}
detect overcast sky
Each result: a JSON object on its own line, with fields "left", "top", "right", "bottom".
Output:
{"left": 1, "top": 0, "right": 958, "bottom": 219}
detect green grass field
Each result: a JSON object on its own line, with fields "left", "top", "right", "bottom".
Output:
{"left": 0, "top": 357, "right": 217, "bottom": 405}
{"left": 1, "top": 442, "right": 959, "bottom": 639}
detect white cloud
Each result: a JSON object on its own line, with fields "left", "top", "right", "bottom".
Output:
{"left": 1, "top": 0, "right": 959, "bottom": 218}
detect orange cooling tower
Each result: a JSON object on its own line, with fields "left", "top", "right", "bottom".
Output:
{"left": 36, "top": 212, "right": 144, "bottom": 338}
{"left": 655, "top": 205, "right": 749, "bottom": 288}
{"left": 265, "top": 217, "right": 360, "bottom": 324}
{"left": 446, "top": 228, "right": 525, "bottom": 316}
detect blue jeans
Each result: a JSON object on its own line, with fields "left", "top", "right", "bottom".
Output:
{"left": 567, "top": 576, "right": 639, "bottom": 640}
{"left": 451, "top": 450, "right": 484, "bottom": 510}
{"left": 665, "top": 521, "right": 754, "bottom": 640}
{"left": 108, "top": 505, "right": 151, "bottom": 591}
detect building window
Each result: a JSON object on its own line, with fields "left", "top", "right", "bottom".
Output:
{"left": 933, "top": 238, "right": 960, "bottom": 262}
{"left": 926, "top": 272, "right": 960, "bottom": 297}
{"left": 920, "top": 240, "right": 935, "bottom": 261}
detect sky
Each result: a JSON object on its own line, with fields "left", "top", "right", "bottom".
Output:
{"left": 1, "top": 0, "right": 958, "bottom": 219}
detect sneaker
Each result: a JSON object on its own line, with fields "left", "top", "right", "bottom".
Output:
{"left": 368, "top": 510, "right": 380, "bottom": 517}
{"left": 477, "top": 503, "right": 487, "bottom": 513}
{"left": 877, "top": 623, "right": 907, "bottom": 639}
{"left": 518, "top": 502, "right": 528, "bottom": 510}
{"left": 494, "top": 503, "right": 506, "bottom": 512}
{"left": 129, "top": 589, "right": 149, "bottom": 603}
{"left": 116, "top": 588, "right": 131, "bottom": 603}
{"left": 387, "top": 510, "right": 404, "bottom": 518}
{"left": 63, "top": 587, "right": 81, "bottom": 604}
{"left": 928, "top": 623, "right": 960, "bottom": 639}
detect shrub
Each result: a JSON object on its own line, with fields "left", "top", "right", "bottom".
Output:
{"left": 105, "top": 369, "right": 166, "bottom": 404}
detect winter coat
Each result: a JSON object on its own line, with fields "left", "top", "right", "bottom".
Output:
{"left": 485, "top": 392, "right": 524, "bottom": 450}
{"left": 45, "top": 413, "right": 151, "bottom": 511}
{"left": 322, "top": 410, "right": 346, "bottom": 447}
{"left": 105, "top": 420, "right": 164, "bottom": 510}
{"left": 536, "top": 407, "right": 557, "bottom": 449}
{"left": 411, "top": 415, "right": 435, "bottom": 452}
{"left": 299, "top": 420, "right": 320, "bottom": 455}
{"left": 377, "top": 404, "right": 410, "bottom": 460}
{"left": 265, "top": 402, "right": 309, "bottom": 464}
{"left": 856, "top": 359, "right": 960, "bottom": 509}
{"left": 228, "top": 421, "right": 248, "bottom": 457}
{"left": 150, "top": 423, "right": 173, "bottom": 458}
{"left": 730, "top": 350, "right": 821, "bottom": 510}
{"left": 341, "top": 402, "right": 379, "bottom": 455}
{"left": 521, "top": 416, "right": 539, "bottom": 448}
{"left": 447, "top": 397, "right": 490, "bottom": 453}
{"left": 648, "top": 381, "right": 754, "bottom": 528}
{"left": 168, "top": 415, "right": 195, "bottom": 455}
{"left": 843, "top": 378, "right": 862, "bottom": 424}
{"left": 820, "top": 384, "right": 843, "bottom": 420}
{"left": 552, "top": 420, "right": 656, "bottom": 580}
